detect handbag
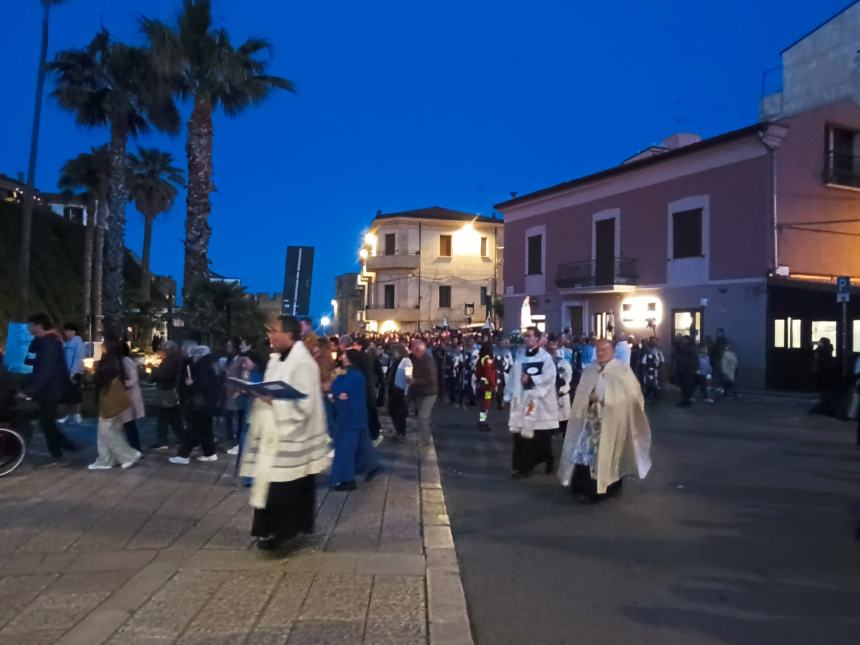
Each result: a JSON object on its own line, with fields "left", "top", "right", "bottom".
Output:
{"left": 100, "top": 378, "right": 132, "bottom": 419}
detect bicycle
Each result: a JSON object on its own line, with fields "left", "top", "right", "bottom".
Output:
{"left": 0, "top": 425, "right": 26, "bottom": 477}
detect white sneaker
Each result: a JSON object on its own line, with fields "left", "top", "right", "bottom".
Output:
{"left": 226, "top": 445, "right": 239, "bottom": 455}
{"left": 121, "top": 453, "right": 143, "bottom": 470}
{"left": 169, "top": 456, "right": 190, "bottom": 465}
{"left": 88, "top": 463, "right": 112, "bottom": 471}
{"left": 58, "top": 415, "right": 70, "bottom": 423}
{"left": 196, "top": 454, "right": 218, "bottom": 462}
{"left": 372, "top": 436, "right": 384, "bottom": 448}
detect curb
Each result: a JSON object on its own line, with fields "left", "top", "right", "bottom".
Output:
{"left": 419, "top": 434, "right": 475, "bottom": 645}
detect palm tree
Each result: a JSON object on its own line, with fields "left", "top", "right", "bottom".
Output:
{"left": 58, "top": 145, "right": 110, "bottom": 340}
{"left": 48, "top": 29, "right": 179, "bottom": 337}
{"left": 127, "top": 147, "right": 184, "bottom": 305}
{"left": 142, "top": 0, "right": 295, "bottom": 295}
{"left": 17, "top": 0, "right": 64, "bottom": 318}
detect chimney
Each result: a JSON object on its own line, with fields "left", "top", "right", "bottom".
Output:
{"left": 660, "top": 132, "right": 701, "bottom": 149}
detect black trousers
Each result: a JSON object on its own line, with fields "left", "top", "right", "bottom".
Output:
{"left": 512, "top": 430, "right": 554, "bottom": 475}
{"left": 570, "top": 464, "right": 623, "bottom": 502}
{"left": 124, "top": 420, "right": 142, "bottom": 451}
{"left": 678, "top": 372, "right": 696, "bottom": 404}
{"left": 367, "top": 402, "right": 381, "bottom": 441}
{"left": 156, "top": 406, "right": 184, "bottom": 445}
{"left": 388, "top": 387, "right": 408, "bottom": 436}
{"left": 178, "top": 411, "right": 216, "bottom": 458}
{"left": 251, "top": 474, "right": 316, "bottom": 540}
{"left": 36, "top": 400, "right": 71, "bottom": 459}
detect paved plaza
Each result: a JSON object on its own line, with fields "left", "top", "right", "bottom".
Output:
{"left": 0, "top": 415, "right": 471, "bottom": 645}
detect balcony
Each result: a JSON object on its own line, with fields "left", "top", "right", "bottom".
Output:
{"left": 555, "top": 257, "right": 638, "bottom": 290}
{"left": 824, "top": 151, "right": 860, "bottom": 190}
{"left": 365, "top": 252, "right": 420, "bottom": 271}
{"left": 365, "top": 306, "right": 422, "bottom": 323}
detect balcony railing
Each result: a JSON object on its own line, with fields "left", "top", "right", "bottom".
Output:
{"left": 824, "top": 151, "right": 860, "bottom": 189}
{"left": 365, "top": 251, "right": 420, "bottom": 271}
{"left": 555, "top": 257, "right": 638, "bottom": 289}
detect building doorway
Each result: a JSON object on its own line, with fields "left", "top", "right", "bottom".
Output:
{"left": 672, "top": 308, "right": 703, "bottom": 344}
{"left": 564, "top": 304, "right": 584, "bottom": 337}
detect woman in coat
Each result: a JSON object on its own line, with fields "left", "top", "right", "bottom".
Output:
{"left": 330, "top": 348, "right": 381, "bottom": 491}
{"left": 88, "top": 353, "right": 142, "bottom": 470}
{"left": 105, "top": 340, "right": 145, "bottom": 451}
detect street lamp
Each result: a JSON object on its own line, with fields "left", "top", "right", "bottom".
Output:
{"left": 359, "top": 248, "right": 369, "bottom": 260}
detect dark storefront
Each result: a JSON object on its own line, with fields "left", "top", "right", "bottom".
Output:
{"left": 766, "top": 278, "right": 860, "bottom": 390}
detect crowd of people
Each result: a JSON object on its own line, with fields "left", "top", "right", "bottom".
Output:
{"left": 2, "top": 311, "right": 756, "bottom": 548}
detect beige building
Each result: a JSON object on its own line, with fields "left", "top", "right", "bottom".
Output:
{"left": 359, "top": 207, "right": 504, "bottom": 332}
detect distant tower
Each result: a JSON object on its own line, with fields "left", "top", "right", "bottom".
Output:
{"left": 282, "top": 245, "right": 315, "bottom": 316}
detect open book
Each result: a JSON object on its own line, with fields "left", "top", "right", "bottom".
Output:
{"left": 227, "top": 377, "right": 307, "bottom": 400}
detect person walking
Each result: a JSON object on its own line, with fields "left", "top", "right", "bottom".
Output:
{"left": 88, "top": 353, "right": 142, "bottom": 470}
{"left": 505, "top": 327, "right": 558, "bottom": 478}
{"left": 169, "top": 345, "right": 221, "bottom": 464}
{"left": 240, "top": 315, "right": 331, "bottom": 551}
{"left": 559, "top": 339, "right": 652, "bottom": 503}
{"left": 547, "top": 335, "right": 573, "bottom": 436}
{"left": 696, "top": 347, "right": 715, "bottom": 403}
{"left": 475, "top": 342, "right": 497, "bottom": 431}
{"left": 408, "top": 339, "right": 438, "bottom": 446}
{"left": 720, "top": 345, "right": 739, "bottom": 398}
{"left": 387, "top": 343, "right": 411, "bottom": 439}
{"left": 330, "top": 348, "right": 381, "bottom": 491}
{"left": 19, "top": 314, "right": 77, "bottom": 465}
{"left": 104, "top": 340, "right": 145, "bottom": 451}
{"left": 223, "top": 338, "right": 246, "bottom": 452}
{"left": 61, "top": 322, "right": 85, "bottom": 424}
{"left": 676, "top": 336, "right": 699, "bottom": 408}
{"left": 150, "top": 340, "right": 184, "bottom": 450}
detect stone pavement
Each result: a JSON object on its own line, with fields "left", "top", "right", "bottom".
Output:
{"left": 0, "top": 413, "right": 473, "bottom": 645}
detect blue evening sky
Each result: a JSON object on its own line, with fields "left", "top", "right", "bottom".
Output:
{"left": 0, "top": 0, "right": 849, "bottom": 320}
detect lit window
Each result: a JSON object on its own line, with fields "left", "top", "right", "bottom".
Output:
{"left": 812, "top": 321, "right": 838, "bottom": 354}
{"left": 480, "top": 237, "right": 488, "bottom": 257}
{"left": 774, "top": 319, "right": 785, "bottom": 348}
{"left": 854, "top": 320, "right": 860, "bottom": 353}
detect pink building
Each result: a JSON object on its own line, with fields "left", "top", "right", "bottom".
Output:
{"left": 496, "top": 5, "right": 860, "bottom": 389}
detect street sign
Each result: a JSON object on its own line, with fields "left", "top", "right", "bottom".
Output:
{"left": 836, "top": 276, "right": 851, "bottom": 302}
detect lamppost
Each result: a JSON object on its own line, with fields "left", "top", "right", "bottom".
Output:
{"left": 320, "top": 315, "right": 331, "bottom": 335}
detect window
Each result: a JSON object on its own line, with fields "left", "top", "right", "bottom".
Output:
{"left": 384, "top": 233, "right": 396, "bottom": 256}
{"left": 439, "top": 235, "right": 452, "bottom": 257}
{"left": 480, "top": 286, "right": 488, "bottom": 307}
{"left": 527, "top": 234, "right": 542, "bottom": 275}
{"left": 480, "top": 236, "right": 488, "bottom": 257}
{"left": 672, "top": 208, "right": 703, "bottom": 258}
{"left": 439, "top": 285, "right": 451, "bottom": 308}
{"left": 812, "top": 320, "right": 838, "bottom": 354}
{"left": 384, "top": 284, "right": 395, "bottom": 309}
{"left": 774, "top": 318, "right": 802, "bottom": 349}
{"left": 826, "top": 126, "right": 860, "bottom": 188}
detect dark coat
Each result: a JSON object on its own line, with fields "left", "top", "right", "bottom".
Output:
{"left": 189, "top": 354, "right": 222, "bottom": 415}
{"left": 23, "top": 335, "right": 69, "bottom": 402}
{"left": 332, "top": 367, "right": 369, "bottom": 432}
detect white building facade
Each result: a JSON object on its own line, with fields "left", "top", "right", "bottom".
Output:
{"left": 360, "top": 207, "right": 504, "bottom": 332}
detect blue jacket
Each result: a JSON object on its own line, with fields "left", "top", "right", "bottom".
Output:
{"left": 332, "top": 367, "right": 368, "bottom": 432}
{"left": 24, "top": 335, "right": 69, "bottom": 402}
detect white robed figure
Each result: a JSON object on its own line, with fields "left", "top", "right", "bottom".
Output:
{"left": 559, "top": 339, "right": 651, "bottom": 500}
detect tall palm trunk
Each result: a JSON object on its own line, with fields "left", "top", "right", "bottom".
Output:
{"left": 17, "top": 1, "right": 51, "bottom": 318}
{"left": 103, "top": 121, "right": 128, "bottom": 338}
{"left": 141, "top": 212, "right": 154, "bottom": 305}
{"left": 184, "top": 97, "right": 214, "bottom": 296}
{"left": 93, "top": 197, "right": 107, "bottom": 341}
{"left": 82, "top": 198, "right": 95, "bottom": 340}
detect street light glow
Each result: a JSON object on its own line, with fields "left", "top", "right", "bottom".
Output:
{"left": 359, "top": 248, "right": 369, "bottom": 260}
{"left": 320, "top": 315, "right": 331, "bottom": 327}
{"left": 364, "top": 232, "right": 377, "bottom": 246}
